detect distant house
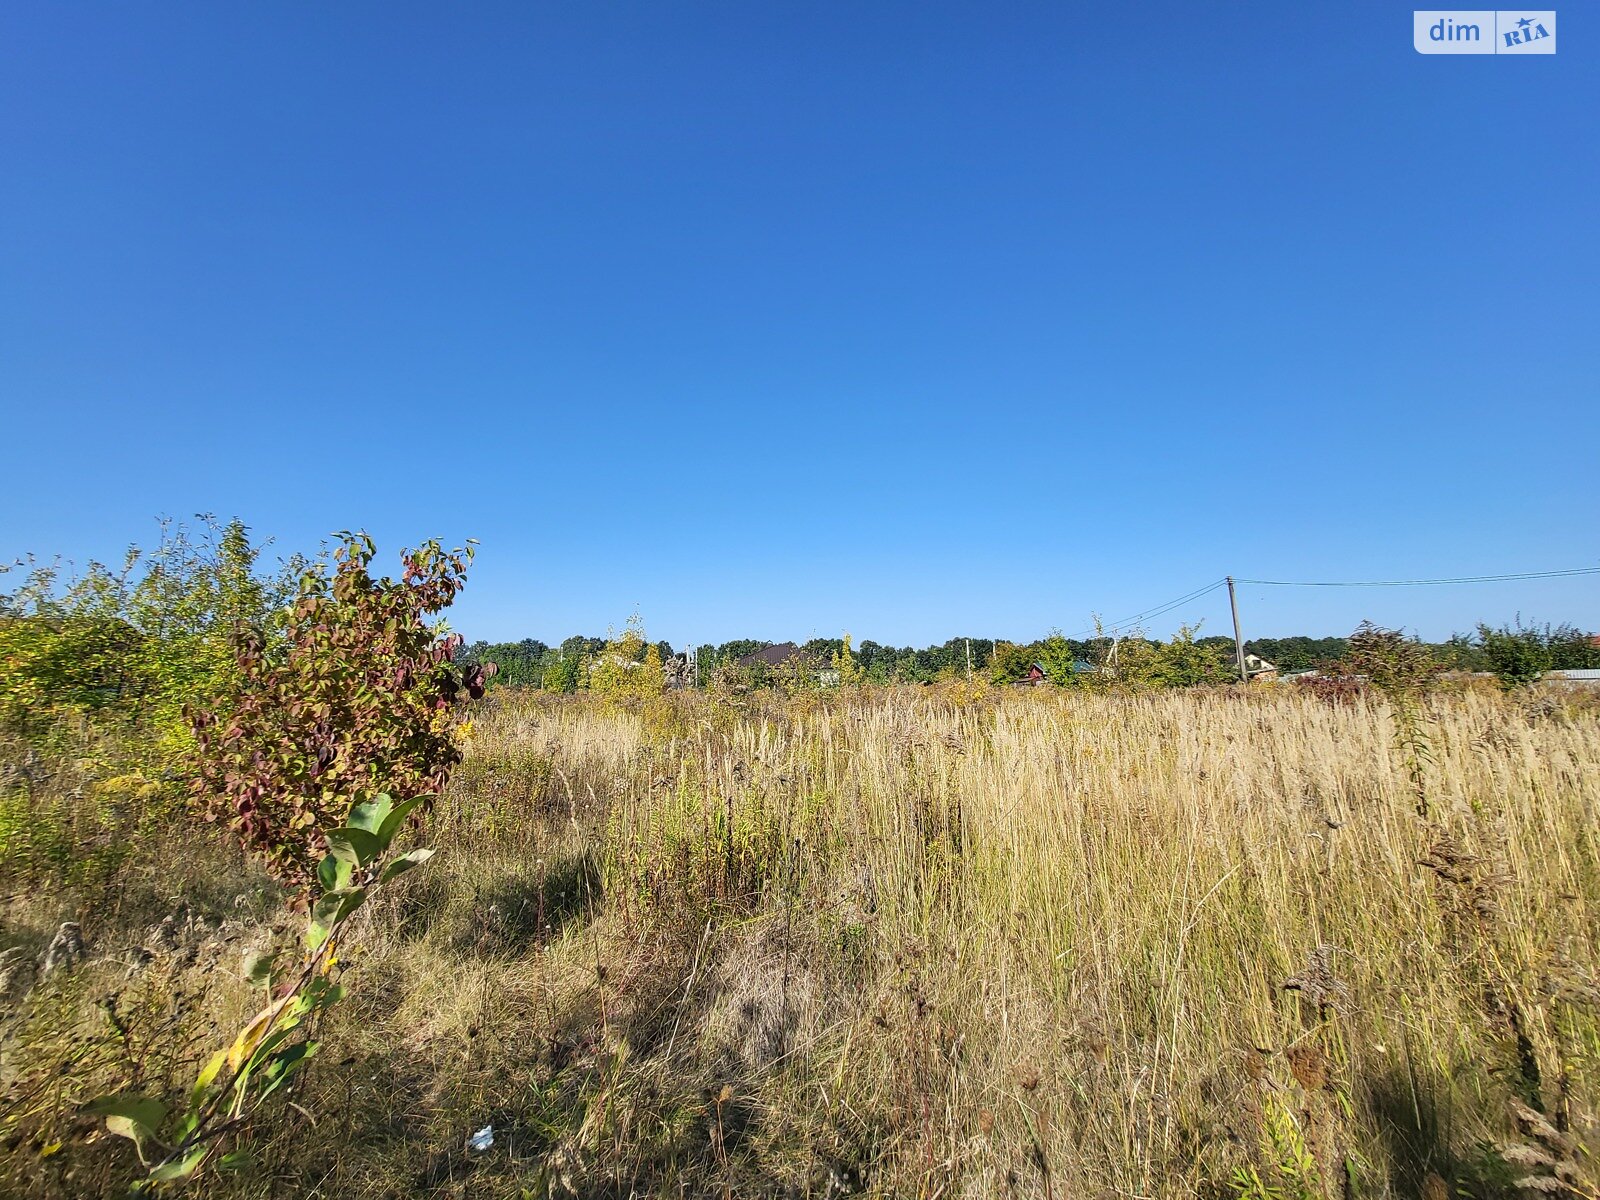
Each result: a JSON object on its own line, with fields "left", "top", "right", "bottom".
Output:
{"left": 1013, "top": 660, "right": 1100, "bottom": 686}
{"left": 1244, "top": 654, "right": 1278, "bottom": 682}
{"left": 1013, "top": 662, "right": 1048, "bottom": 686}
{"left": 734, "top": 642, "right": 836, "bottom": 686}
{"left": 735, "top": 642, "right": 805, "bottom": 669}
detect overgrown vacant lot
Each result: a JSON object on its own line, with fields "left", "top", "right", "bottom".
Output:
{"left": 4, "top": 685, "right": 1600, "bottom": 1197}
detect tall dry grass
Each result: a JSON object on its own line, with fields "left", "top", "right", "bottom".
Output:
{"left": 5, "top": 683, "right": 1599, "bottom": 1198}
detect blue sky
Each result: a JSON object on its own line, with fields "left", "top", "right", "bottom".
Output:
{"left": 2, "top": 3, "right": 1595, "bottom": 647}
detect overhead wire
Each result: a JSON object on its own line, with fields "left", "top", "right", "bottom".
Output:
{"left": 1235, "top": 566, "right": 1600, "bottom": 588}
{"left": 1065, "top": 578, "right": 1227, "bottom": 640}
{"left": 1049, "top": 566, "right": 1597, "bottom": 646}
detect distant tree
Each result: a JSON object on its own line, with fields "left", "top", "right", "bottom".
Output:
{"left": 1037, "top": 632, "right": 1081, "bottom": 685}
{"left": 1112, "top": 625, "right": 1231, "bottom": 688}
{"left": 561, "top": 634, "right": 605, "bottom": 662}
{"left": 832, "top": 634, "right": 863, "bottom": 686}
{"left": 1545, "top": 623, "right": 1600, "bottom": 670}
{"left": 470, "top": 638, "right": 549, "bottom": 687}
{"left": 1345, "top": 622, "right": 1438, "bottom": 695}
{"left": 1152, "top": 626, "right": 1233, "bottom": 687}
{"left": 694, "top": 644, "right": 717, "bottom": 687}
{"left": 803, "top": 637, "right": 844, "bottom": 663}
{"left": 1435, "top": 633, "right": 1486, "bottom": 673}
{"left": 989, "top": 641, "right": 1037, "bottom": 684}
{"left": 588, "top": 616, "right": 665, "bottom": 699}
{"left": 1478, "top": 622, "right": 1551, "bottom": 688}
{"left": 542, "top": 655, "right": 579, "bottom": 693}
{"left": 715, "top": 639, "right": 769, "bottom": 665}
{"left": 940, "top": 637, "right": 994, "bottom": 677}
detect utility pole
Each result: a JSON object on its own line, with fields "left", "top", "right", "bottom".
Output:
{"left": 1227, "top": 576, "right": 1248, "bottom": 684}
{"left": 965, "top": 639, "right": 973, "bottom": 680}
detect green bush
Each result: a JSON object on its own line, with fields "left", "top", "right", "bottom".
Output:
{"left": 1478, "top": 622, "right": 1552, "bottom": 688}
{"left": 0, "top": 517, "right": 299, "bottom": 758}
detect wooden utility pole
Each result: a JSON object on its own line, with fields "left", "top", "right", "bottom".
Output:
{"left": 1227, "top": 576, "right": 1248, "bottom": 683}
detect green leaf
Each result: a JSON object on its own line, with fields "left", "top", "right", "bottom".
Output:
{"left": 317, "top": 853, "right": 352, "bottom": 894}
{"left": 245, "top": 1026, "right": 297, "bottom": 1074}
{"left": 217, "top": 1150, "right": 258, "bottom": 1174}
{"left": 380, "top": 847, "right": 435, "bottom": 882}
{"left": 325, "top": 826, "right": 380, "bottom": 868}
{"left": 332, "top": 887, "right": 368, "bottom": 923}
{"left": 311, "top": 891, "right": 345, "bottom": 924}
{"left": 308, "top": 894, "right": 342, "bottom": 947}
{"left": 243, "top": 949, "right": 277, "bottom": 986}
{"left": 86, "top": 1094, "right": 167, "bottom": 1150}
{"left": 304, "top": 977, "right": 347, "bottom": 1009}
{"left": 149, "top": 1147, "right": 206, "bottom": 1181}
{"left": 171, "top": 1110, "right": 199, "bottom": 1143}
{"left": 375, "top": 795, "right": 431, "bottom": 851}
{"left": 192, "top": 1049, "right": 227, "bottom": 1104}
{"left": 307, "top": 886, "right": 365, "bottom": 950}
{"left": 258, "top": 1041, "right": 319, "bottom": 1100}
{"left": 346, "top": 794, "right": 393, "bottom": 835}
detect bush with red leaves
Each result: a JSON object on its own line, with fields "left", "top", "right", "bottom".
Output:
{"left": 190, "top": 533, "right": 492, "bottom": 889}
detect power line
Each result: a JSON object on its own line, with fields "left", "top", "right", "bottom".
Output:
{"left": 1048, "top": 565, "right": 1598, "bottom": 649}
{"left": 1235, "top": 566, "right": 1600, "bottom": 588}
{"left": 1066, "top": 578, "right": 1227, "bottom": 640}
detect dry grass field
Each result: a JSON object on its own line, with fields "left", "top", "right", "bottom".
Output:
{"left": 4, "top": 682, "right": 1600, "bottom": 1198}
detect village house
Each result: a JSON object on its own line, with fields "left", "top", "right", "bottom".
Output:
{"left": 1244, "top": 654, "right": 1278, "bottom": 681}
{"left": 734, "top": 642, "right": 838, "bottom": 686}
{"left": 1012, "top": 660, "right": 1100, "bottom": 686}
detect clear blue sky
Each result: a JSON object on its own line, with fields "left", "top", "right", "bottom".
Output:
{"left": 3, "top": 3, "right": 1595, "bottom": 647}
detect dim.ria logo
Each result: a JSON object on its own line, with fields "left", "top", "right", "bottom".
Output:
{"left": 1413, "top": 10, "right": 1556, "bottom": 53}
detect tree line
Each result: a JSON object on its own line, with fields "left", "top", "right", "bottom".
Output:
{"left": 460, "top": 620, "right": 1600, "bottom": 691}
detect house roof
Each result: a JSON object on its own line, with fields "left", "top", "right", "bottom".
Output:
{"left": 735, "top": 642, "right": 805, "bottom": 668}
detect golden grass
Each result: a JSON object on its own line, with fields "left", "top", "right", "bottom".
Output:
{"left": 4, "top": 683, "right": 1600, "bottom": 1197}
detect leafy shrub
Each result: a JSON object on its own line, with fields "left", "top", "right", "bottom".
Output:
{"left": 542, "top": 655, "right": 580, "bottom": 693}
{"left": 1295, "top": 671, "right": 1366, "bottom": 706}
{"left": 190, "top": 534, "right": 488, "bottom": 887}
{"left": 1111, "top": 624, "right": 1234, "bottom": 688}
{"left": 0, "top": 518, "right": 298, "bottom": 754}
{"left": 1478, "top": 622, "right": 1554, "bottom": 688}
{"left": 1344, "top": 621, "right": 1438, "bottom": 696}
{"left": 89, "top": 793, "right": 435, "bottom": 1190}
{"left": 831, "top": 634, "right": 863, "bottom": 686}
{"left": 988, "top": 640, "right": 1039, "bottom": 685}
{"left": 585, "top": 616, "right": 665, "bottom": 700}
